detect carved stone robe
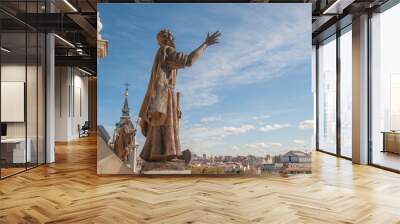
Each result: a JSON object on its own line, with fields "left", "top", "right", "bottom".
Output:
{"left": 139, "top": 44, "right": 206, "bottom": 162}
{"left": 114, "top": 124, "right": 135, "bottom": 161}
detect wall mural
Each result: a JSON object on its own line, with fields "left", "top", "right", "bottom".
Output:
{"left": 97, "top": 3, "right": 313, "bottom": 175}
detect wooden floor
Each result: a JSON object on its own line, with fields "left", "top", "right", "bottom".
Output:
{"left": 1, "top": 136, "right": 400, "bottom": 224}
{"left": 1, "top": 167, "right": 26, "bottom": 178}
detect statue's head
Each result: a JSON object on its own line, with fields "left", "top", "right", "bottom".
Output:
{"left": 157, "top": 29, "right": 175, "bottom": 48}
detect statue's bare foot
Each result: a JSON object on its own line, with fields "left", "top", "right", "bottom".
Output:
{"left": 178, "top": 149, "right": 191, "bottom": 166}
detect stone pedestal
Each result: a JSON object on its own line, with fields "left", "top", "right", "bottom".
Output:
{"left": 140, "top": 160, "right": 191, "bottom": 175}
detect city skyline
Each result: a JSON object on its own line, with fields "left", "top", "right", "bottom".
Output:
{"left": 98, "top": 4, "right": 313, "bottom": 157}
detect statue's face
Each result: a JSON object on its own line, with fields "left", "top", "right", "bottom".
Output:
{"left": 157, "top": 30, "right": 175, "bottom": 48}
{"left": 166, "top": 33, "right": 175, "bottom": 48}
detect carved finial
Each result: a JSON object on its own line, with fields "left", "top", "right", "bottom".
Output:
{"left": 124, "top": 82, "right": 129, "bottom": 97}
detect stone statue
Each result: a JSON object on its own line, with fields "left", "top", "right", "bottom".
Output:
{"left": 111, "top": 86, "right": 136, "bottom": 162}
{"left": 113, "top": 119, "right": 135, "bottom": 161}
{"left": 139, "top": 29, "right": 220, "bottom": 165}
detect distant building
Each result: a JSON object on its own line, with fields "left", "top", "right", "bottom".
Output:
{"left": 260, "top": 162, "right": 284, "bottom": 174}
{"left": 265, "top": 154, "right": 273, "bottom": 164}
{"left": 261, "top": 164, "right": 278, "bottom": 173}
{"left": 224, "top": 156, "right": 233, "bottom": 162}
{"left": 190, "top": 151, "right": 311, "bottom": 175}
{"left": 233, "top": 156, "right": 247, "bottom": 163}
{"left": 281, "top": 151, "right": 311, "bottom": 163}
{"left": 223, "top": 163, "right": 241, "bottom": 174}
{"left": 273, "top": 155, "right": 282, "bottom": 163}
{"left": 280, "top": 151, "right": 312, "bottom": 174}
{"left": 109, "top": 86, "right": 138, "bottom": 173}
{"left": 282, "top": 163, "right": 312, "bottom": 174}
{"left": 247, "top": 155, "right": 257, "bottom": 165}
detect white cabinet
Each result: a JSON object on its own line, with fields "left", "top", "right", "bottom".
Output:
{"left": 1, "top": 138, "right": 32, "bottom": 163}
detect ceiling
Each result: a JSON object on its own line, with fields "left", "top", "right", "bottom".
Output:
{"left": 0, "top": 0, "right": 97, "bottom": 74}
{"left": 86, "top": 0, "right": 394, "bottom": 44}
{"left": 1, "top": 0, "right": 396, "bottom": 74}
{"left": 310, "top": 0, "right": 390, "bottom": 43}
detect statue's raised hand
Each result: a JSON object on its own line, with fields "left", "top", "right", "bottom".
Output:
{"left": 204, "top": 31, "right": 221, "bottom": 47}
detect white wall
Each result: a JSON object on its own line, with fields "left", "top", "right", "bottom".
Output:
{"left": 54, "top": 67, "right": 89, "bottom": 141}
{"left": 55, "top": 67, "right": 69, "bottom": 141}
{"left": 1, "top": 65, "right": 26, "bottom": 138}
{"left": 72, "top": 73, "right": 89, "bottom": 138}
{"left": 1, "top": 65, "right": 41, "bottom": 137}
{"left": 1, "top": 82, "right": 25, "bottom": 122}
{"left": 1, "top": 63, "right": 47, "bottom": 164}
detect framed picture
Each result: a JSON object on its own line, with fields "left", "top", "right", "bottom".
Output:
{"left": 97, "top": 3, "right": 313, "bottom": 176}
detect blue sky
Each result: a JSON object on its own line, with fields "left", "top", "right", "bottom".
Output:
{"left": 98, "top": 3, "right": 313, "bottom": 156}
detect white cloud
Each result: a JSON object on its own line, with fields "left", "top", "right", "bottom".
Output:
{"left": 180, "top": 126, "right": 226, "bottom": 155}
{"left": 223, "top": 125, "right": 255, "bottom": 135}
{"left": 293, "top": 139, "right": 306, "bottom": 145}
{"left": 270, "top": 142, "right": 283, "bottom": 147}
{"left": 259, "top": 123, "right": 291, "bottom": 132}
{"left": 299, "top": 120, "right": 314, "bottom": 129}
{"left": 200, "top": 116, "right": 222, "bottom": 123}
{"left": 246, "top": 142, "right": 268, "bottom": 149}
{"left": 245, "top": 142, "right": 282, "bottom": 150}
{"left": 176, "top": 7, "right": 310, "bottom": 109}
{"left": 231, "top": 145, "right": 240, "bottom": 151}
{"left": 252, "top": 115, "right": 271, "bottom": 120}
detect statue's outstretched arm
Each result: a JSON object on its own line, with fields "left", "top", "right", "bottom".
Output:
{"left": 186, "top": 43, "right": 207, "bottom": 67}
{"left": 167, "top": 31, "right": 221, "bottom": 69}
{"left": 188, "top": 31, "right": 221, "bottom": 66}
